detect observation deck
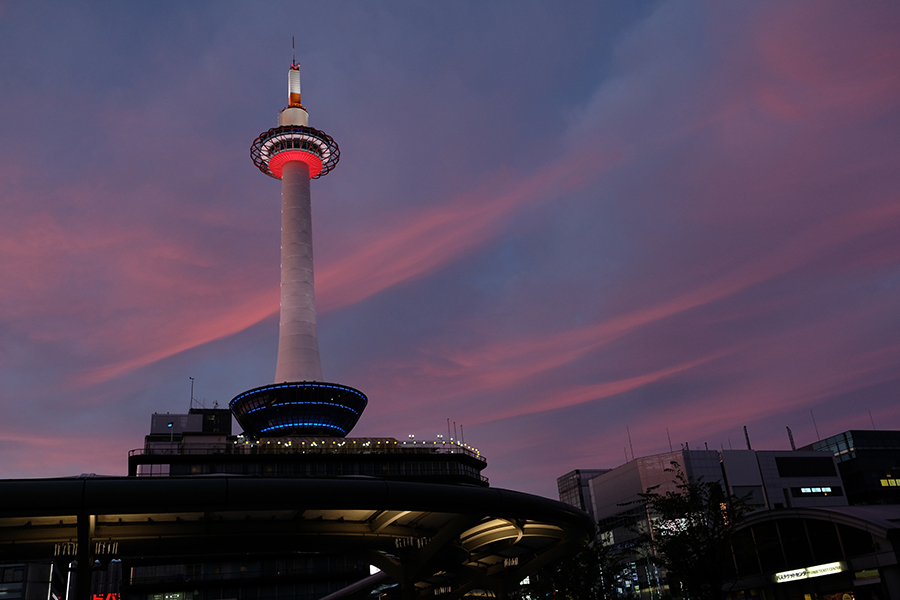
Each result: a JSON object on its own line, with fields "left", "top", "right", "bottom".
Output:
{"left": 230, "top": 382, "right": 367, "bottom": 438}
{"left": 251, "top": 124, "right": 340, "bottom": 179}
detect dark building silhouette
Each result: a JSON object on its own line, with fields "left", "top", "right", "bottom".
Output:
{"left": 804, "top": 429, "right": 900, "bottom": 505}
{"left": 556, "top": 469, "right": 609, "bottom": 521}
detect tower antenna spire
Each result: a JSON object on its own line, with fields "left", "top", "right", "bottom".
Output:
{"left": 292, "top": 36, "right": 296, "bottom": 67}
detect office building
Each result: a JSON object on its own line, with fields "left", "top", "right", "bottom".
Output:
{"left": 804, "top": 429, "right": 900, "bottom": 505}
{"left": 570, "top": 445, "right": 900, "bottom": 599}
{"left": 556, "top": 469, "right": 609, "bottom": 521}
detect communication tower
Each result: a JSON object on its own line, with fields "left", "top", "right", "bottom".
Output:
{"left": 231, "top": 62, "right": 367, "bottom": 437}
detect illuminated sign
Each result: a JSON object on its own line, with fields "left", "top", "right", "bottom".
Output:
{"left": 657, "top": 518, "right": 688, "bottom": 535}
{"left": 92, "top": 594, "right": 120, "bottom": 600}
{"left": 774, "top": 561, "right": 845, "bottom": 583}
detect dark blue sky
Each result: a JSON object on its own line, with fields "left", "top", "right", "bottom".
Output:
{"left": 1, "top": 1, "right": 899, "bottom": 498}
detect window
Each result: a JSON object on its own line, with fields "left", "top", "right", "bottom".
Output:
{"left": 791, "top": 486, "right": 842, "bottom": 497}
{"left": 775, "top": 457, "right": 836, "bottom": 478}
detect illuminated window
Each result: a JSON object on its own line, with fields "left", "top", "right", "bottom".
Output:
{"left": 791, "top": 486, "right": 842, "bottom": 498}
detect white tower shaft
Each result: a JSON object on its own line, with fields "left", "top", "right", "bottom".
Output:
{"left": 275, "top": 159, "right": 323, "bottom": 382}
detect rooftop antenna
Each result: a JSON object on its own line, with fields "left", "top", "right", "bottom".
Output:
{"left": 666, "top": 427, "right": 673, "bottom": 452}
{"left": 810, "top": 409, "right": 821, "bottom": 441}
{"left": 869, "top": 410, "right": 876, "bottom": 430}
{"left": 743, "top": 425, "right": 752, "bottom": 450}
{"left": 292, "top": 36, "right": 296, "bottom": 67}
{"left": 787, "top": 426, "right": 796, "bottom": 450}
{"left": 189, "top": 377, "right": 195, "bottom": 410}
{"left": 626, "top": 425, "right": 634, "bottom": 461}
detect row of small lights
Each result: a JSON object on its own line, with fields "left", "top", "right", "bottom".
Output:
{"left": 403, "top": 434, "right": 480, "bottom": 455}
{"left": 260, "top": 130, "right": 332, "bottom": 162}
{"left": 230, "top": 382, "right": 366, "bottom": 406}
{"left": 231, "top": 436, "right": 480, "bottom": 456}
{"left": 247, "top": 401, "right": 360, "bottom": 415}
{"left": 259, "top": 423, "right": 345, "bottom": 434}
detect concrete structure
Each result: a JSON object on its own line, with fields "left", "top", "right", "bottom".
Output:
{"left": 722, "top": 449, "right": 847, "bottom": 510}
{"left": 0, "top": 477, "right": 593, "bottom": 600}
{"left": 235, "top": 63, "right": 362, "bottom": 438}
{"left": 258, "top": 62, "right": 337, "bottom": 384}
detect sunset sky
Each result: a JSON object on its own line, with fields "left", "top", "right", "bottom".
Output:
{"left": 1, "top": 1, "right": 899, "bottom": 499}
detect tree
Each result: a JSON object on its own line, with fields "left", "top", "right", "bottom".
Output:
{"left": 513, "top": 541, "right": 630, "bottom": 600}
{"left": 630, "top": 462, "right": 751, "bottom": 600}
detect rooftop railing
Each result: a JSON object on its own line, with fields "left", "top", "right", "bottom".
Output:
{"left": 129, "top": 438, "right": 483, "bottom": 461}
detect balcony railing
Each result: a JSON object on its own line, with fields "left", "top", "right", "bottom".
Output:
{"left": 129, "top": 439, "right": 483, "bottom": 461}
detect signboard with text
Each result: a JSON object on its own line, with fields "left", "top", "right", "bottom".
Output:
{"left": 774, "top": 561, "right": 845, "bottom": 583}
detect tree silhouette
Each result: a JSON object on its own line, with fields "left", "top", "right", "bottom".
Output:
{"left": 513, "top": 540, "right": 630, "bottom": 600}
{"left": 631, "top": 462, "right": 751, "bottom": 600}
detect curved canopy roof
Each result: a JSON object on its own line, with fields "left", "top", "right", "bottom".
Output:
{"left": 0, "top": 476, "right": 593, "bottom": 599}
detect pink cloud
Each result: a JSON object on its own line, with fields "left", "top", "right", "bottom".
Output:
{"left": 474, "top": 352, "right": 728, "bottom": 425}
{"left": 316, "top": 146, "right": 620, "bottom": 312}
{"left": 0, "top": 430, "right": 128, "bottom": 477}
{"left": 406, "top": 197, "right": 900, "bottom": 391}
{"left": 0, "top": 138, "right": 619, "bottom": 387}
{"left": 76, "top": 148, "right": 620, "bottom": 383}
{"left": 751, "top": 2, "right": 900, "bottom": 121}
{"left": 75, "top": 289, "right": 278, "bottom": 385}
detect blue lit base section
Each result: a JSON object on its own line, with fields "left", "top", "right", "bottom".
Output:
{"left": 230, "top": 382, "right": 368, "bottom": 438}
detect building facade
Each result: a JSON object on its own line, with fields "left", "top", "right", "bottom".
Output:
{"left": 556, "top": 469, "right": 609, "bottom": 521}
{"left": 566, "top": 442, "right": 900, "bottom": 599}
{"left": 804, "top": 430, "right": 900, "bottom": 505}
{"left": 130, "top": 409, "right": 488, "bottom": 487}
